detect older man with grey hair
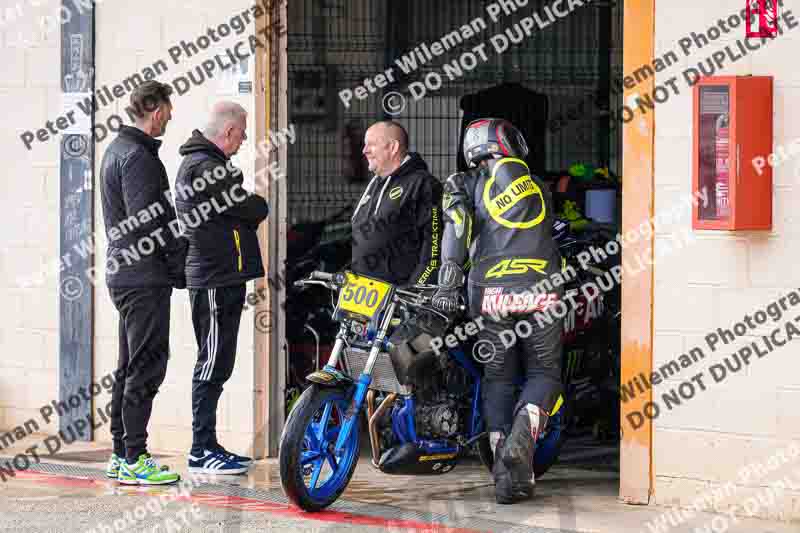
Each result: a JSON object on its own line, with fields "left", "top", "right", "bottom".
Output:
{"left": 174, "top": 101, "right": 269, "bottom": 474}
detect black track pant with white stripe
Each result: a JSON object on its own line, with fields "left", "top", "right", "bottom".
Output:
{"left": 189, "top": 284, "right": 246, "bottom": 456}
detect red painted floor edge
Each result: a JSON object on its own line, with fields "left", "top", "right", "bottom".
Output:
{"left": 11, "top": 471, "right": 486, "bottom": 533}
{"left": 15, "top": 470, "right": 100, "bottom": 488}
{"left": 192, "top": 493, "right": 484, "bottom": 532}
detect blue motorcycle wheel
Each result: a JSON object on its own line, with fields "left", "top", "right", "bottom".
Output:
{"left": 279, "top": 385, "right": 361, "bottom": 511}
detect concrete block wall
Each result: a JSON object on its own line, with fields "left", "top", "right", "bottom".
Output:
{"left": 0, "top": 0, "right": 265, "bottom": 458}
{"left": 0, "top": 0, "right": 63, "bottom": 442}
{"left": 653, "top": 0, "right": 800, "bottom": 521}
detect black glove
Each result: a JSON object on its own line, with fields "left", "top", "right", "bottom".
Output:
{"left": 432, "top": 288, "right": 462, "bottom": 313}
{"left": 432, "top": 262, "right": 464, "bottom": 313}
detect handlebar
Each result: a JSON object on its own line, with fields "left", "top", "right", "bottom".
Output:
{"left": 395, "top": 287, "right": 466, "bottom": 314}
{"left": 293, "top": 270, "right": 339, "bottom": 288}
{"left": 293, "top": 272, "right": 466, "bottom": 314}
{"left": 310, "top": 270, "right": 334, "bottom": 282}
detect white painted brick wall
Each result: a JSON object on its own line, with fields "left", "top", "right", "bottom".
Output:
{"left": 0, "top": 0, "right": 62, "bottom": 443}
{"left": 26, "top": 47, "right": 60, "bottom": 88}
{"left": 0, "top": 0, "right": 263, "bottom": 458}
{"left": 653, "top": 332, "right": 684, "bottom": 369}
{"left": 775, "top": 390, "right": 800, "bottom": 440}
{"left": 4, "top": 47, "right": 26, "bottom": 87}
{"left": 686, "top": 237, "right": 750, "bottom": 286}
{"left": 654, "top": 283, "right": 718, "bottom": 332}
{"left": 750, "top": 236, "right": 800, "bottom": 286}
{"left": 715, "top": 287, "right": 790, "bottom": 334}
{"left": 653, "top": 137, "right": 693, "bottom": 186}
{"left": 651, "top": 81, "right": 693, "bottom": 139}
{"left": 771, "top": 186, "right": 799, "bottom": 238}
{"left": 655, "top": 0, "right": 800, "bottom": 521}
{"left": 775, "top": 85, "right": 800, "bottom": 127}
{"left": 654, "top": 429, "right": 743, "bottom": 483}
{"left": 750, "top": 339, "right": 800, "bottom": 390}
{"left": 654, "top": 232, "right": 692, "bottom": 286}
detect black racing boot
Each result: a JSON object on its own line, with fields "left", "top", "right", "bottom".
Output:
{"left": 490, "top": 432, "right": 514, "bottom": 504}
{"left": 499, "top": 405, "right": 542, "bottom": 501}
{"left": 511, "top": 467, "right": 534, "bottom": 500}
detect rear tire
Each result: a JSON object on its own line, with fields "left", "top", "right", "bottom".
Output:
{"left": 279, "top": 385, "right": 361, "bottom": 512}
{"left": 477, "top": 433, "right": 494, "bottom": 471}
{"left": 476, "top": 400, "right": 572, "bottom": 479}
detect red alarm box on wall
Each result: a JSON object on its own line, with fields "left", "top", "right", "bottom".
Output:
{"left": 692, "top": 76, "right": 773, "bottom": 230}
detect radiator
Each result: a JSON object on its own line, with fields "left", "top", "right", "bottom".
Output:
{"left": 343, "top": 346, "right": 411, "bottom": 395}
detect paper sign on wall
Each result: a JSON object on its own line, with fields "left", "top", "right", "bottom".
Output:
{"left": 60, "top": 92, "right": 93, "bottom": 135}
{"left": 218, "top": 56, "right": 253, "bottom": 95}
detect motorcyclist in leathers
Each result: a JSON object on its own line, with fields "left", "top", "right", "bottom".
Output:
{"left": 432, "top": 118, "right": 564, "bottom": 504}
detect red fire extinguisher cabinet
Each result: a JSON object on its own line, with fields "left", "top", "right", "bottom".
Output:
{"left": 692, "top": 76, "right": 773, "bottom": 230}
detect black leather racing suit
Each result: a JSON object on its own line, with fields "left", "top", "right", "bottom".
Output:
{"left": 440, "top": 157, "right": 564, "bottom": 436}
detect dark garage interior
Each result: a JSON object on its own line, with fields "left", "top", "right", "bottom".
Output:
{"left": 282, "top": 0, "right": 624, "bottom": 475}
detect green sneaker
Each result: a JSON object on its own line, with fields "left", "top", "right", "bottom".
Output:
{"left": 105, "top": 453, "right": 121, "bottom": 478}
{"left": 117, "top": 454, "right": 180, "bottom": 485}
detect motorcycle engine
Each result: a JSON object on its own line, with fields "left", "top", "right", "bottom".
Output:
{"left": 411, "top": 360, "right": 472, "bottom": 439}
{"left": 415, "top": 400, "right": 460, "bottom": 439}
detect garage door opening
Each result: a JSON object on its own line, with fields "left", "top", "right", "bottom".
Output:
{"left": 279, "top": 0, "right": 626, "bottom": 491}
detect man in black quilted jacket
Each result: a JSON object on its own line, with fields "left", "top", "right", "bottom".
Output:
{"left": 100, "top": 80, "right": 187, "bottom": 484}
{"left": 174, "top": 102, "right": 269, "bottom": 474}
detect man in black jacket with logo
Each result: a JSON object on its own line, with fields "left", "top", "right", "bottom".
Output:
{"left": 174, "top": 102, "right": 269, "bottom": 474}
{"left": 351, "top": 121, "right": 442, "bottom": 285}
{"left": 100, "top": 80, "right": 187, "bottom": 485}
{"left": 351, "top": 121, "right": 446, "bottom": 399}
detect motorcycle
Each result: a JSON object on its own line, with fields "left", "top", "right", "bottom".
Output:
{"left": 279, "top": 270, "right": 569, "bottom": 511}
{"left": 553, "top": 219, "right": 622, "bottom": 439}
{"left": 284, "top": 206, "right": 355, "bottom": 414}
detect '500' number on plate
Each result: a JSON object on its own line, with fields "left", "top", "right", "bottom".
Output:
{"left": 341, "top": 285, "right": 379, "bottom": 307}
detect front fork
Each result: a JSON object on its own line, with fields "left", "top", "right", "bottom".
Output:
{"left": 324, "top": 302, "right": 397, "bottom": 454}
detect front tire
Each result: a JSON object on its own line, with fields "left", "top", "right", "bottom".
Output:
{"left": 279, "top": 385, "right": 361, "bottom": 512}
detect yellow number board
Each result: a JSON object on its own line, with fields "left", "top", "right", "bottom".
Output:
{"left": 336, "top": 272, "right": 393, "bottom": 323}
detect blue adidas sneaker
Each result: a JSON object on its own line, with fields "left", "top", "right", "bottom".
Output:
{"left": 188, "top": 450, "right": 248, "bottom": 475}
{"left": 210, "top": 445, "right": 252, "bottom": 467}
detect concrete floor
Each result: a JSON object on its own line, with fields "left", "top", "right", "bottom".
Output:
{"left": 0, "top": 436, "right": 797, "bottom": 533}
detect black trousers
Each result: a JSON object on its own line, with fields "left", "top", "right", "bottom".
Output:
{"left": 189, "top": 284, "right": 246, "bottom": 455}
{"left": 470, "top": 285, "right": 563, "bottom": 436}
{"left": 109, "top": 287, "right": 172, "bottom": 463}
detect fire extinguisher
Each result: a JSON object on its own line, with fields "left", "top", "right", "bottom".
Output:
{"left": 715, "top": 114, "right": 730, "bottom": 218}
